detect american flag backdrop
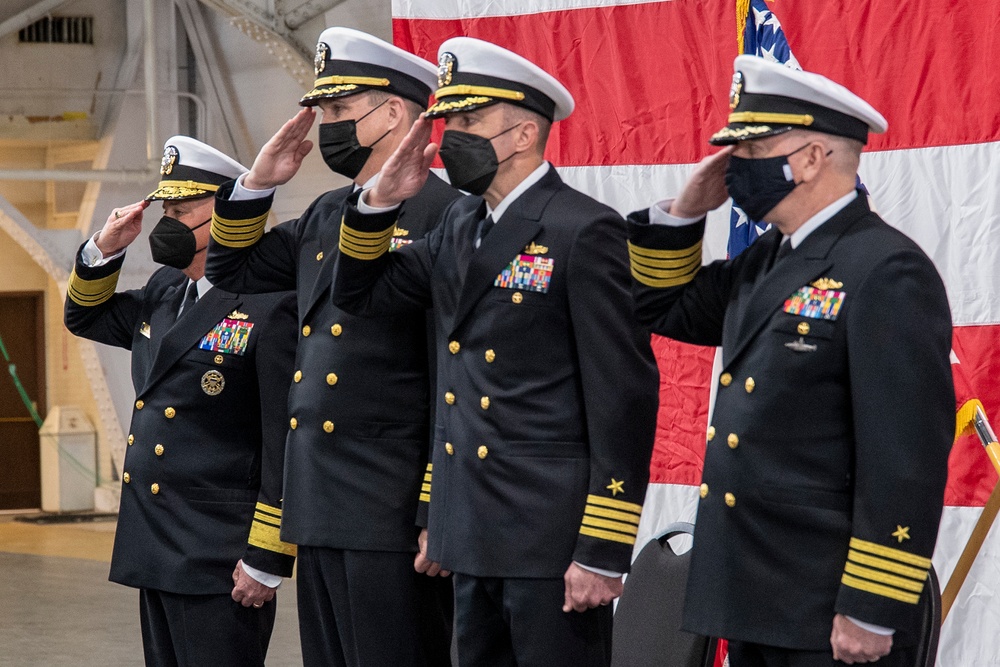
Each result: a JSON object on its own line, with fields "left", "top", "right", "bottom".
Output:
{"left": 391, "top": 1, "right": 1000, "bottom": 662}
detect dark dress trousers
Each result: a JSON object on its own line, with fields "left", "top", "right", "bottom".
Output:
{"left": 332, "top": 166, "right": 660, "bottom": 665}
{"left": 64, "top": 247, "right": 297, "bottom": 666}
{"left": 206, "top": 173, "right": 460, "bottom": 667}
{"left": 626, "top": 191, "right": 954, "bottom": 651}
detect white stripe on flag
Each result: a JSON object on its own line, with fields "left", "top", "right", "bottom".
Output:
{"left": 392, "top": 0, "right": 671, "bottom": 19}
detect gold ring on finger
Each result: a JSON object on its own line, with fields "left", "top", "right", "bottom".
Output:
{"left": 114, "top": 210, "right": 121, "bottom": 219}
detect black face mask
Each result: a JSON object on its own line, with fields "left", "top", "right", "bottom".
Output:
{"left": 149, "top": 216, "right": 210, "bottom": 269}
{"left": 318, "top": 100, "right": 390, "bottom": 179}
{"left": 725, "top": 142, "right": 812, "bottom": 221}
{"left": 438, "top": 125, "right": 520, "bottom": 196}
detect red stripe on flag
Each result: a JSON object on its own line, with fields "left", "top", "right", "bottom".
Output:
{"left": 649, "top": 336, "right": 714, "bottom": 486}
{"left": 395, "top": 0, "right": 1000, "bottom": 166}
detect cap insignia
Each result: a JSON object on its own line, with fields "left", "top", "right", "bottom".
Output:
{"left": 729, "top": 71, "right": 744, "bottom": 111}
{"left": 438, "top": 52, "right": 456, "bottom": 88}
{"left": 160, "top": 146, "right": 178, "bottom": 176}
{"left": 314, "top": 42, "right": 329, "bottom": 77}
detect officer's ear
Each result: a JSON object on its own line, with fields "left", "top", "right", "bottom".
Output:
{"left": 385, "top": 96, "right": 407, "bottom": 132}
{"left": 511, "top": 119, "right": 541, "bottom": 156}
{"left": 792, "top": 141, "right": 830, "bottom": 184}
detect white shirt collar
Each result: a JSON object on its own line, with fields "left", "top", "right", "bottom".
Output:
{"left": 786, "top": 190, "right": 858, "bottom": 249}
{"left": 191, "top": 276, "right": 212, "bottom": 299}
{"left": 354, "top": 173, "right": 380, "bottom": 193}
{"left": 486, "top": 162, "right": 551, "bottom": 223}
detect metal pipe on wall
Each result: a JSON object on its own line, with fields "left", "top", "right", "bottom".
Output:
{"left": 142, "top": 0, "right": 157, "bottom": 164}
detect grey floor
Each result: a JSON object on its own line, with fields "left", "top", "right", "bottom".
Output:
{"left": 0, "top": 552, "right": 303, "bottom": 666}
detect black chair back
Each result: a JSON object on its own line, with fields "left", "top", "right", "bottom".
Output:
{"left": 612, "top": 522, "right": 717, "bottom": 667}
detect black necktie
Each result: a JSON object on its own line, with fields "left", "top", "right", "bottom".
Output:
{"left": 475, "top": 215, "right": 495, "bottom": 249}
{"left": 177, "top": 281, "right": 198, "bottom": 320}
{"left": 772, "top": 238, "right": 793, "bottom": 269}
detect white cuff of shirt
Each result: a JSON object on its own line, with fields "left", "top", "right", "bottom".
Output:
{"left": 648, "top": 199, "right": 703, "bottom": 227}
{"left": 241, "top": 561, "right": 282, "bottom": 589}
{"left": 81, "top": 235, "right": 126, "bottom": 267}
{"left": 845, "top": 616, "right": 894, "bottom": 636}
{"left": 358, "top": 188, "right": 401, "bottom": 214}
{"left": 574, "top": 561, "right": 622, "bottom": 578}
{"left": 230, "top": 173, "right": 276, "bottom": 201}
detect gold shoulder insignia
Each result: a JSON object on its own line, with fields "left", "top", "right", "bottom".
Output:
{"left": 392, "top": 226, "right": 409, "bottom": 237}
{"left": 524, "top": 242, "right": 548, "bottom": 255}
{"left": 811, "top": 277, "right": 844, "bottom": 290}
{"left": 227, "top": 309, "right": 249, "bottom": 320}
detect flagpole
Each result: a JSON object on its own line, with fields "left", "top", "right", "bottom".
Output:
{"left": 940, "top": 406, "right": 1000, "bottom": 622}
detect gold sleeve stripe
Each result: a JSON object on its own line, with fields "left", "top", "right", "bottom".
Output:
{"left": 68, "top": 268, "right": 120, "bottom": 307}
{"left": 630, "top": 265, "right": 700, "bottom": 289}
{"left": 253, "top": 511, "right": 281, "bottom": 528}
{"left": 211, "top": 211, "right": 268, "bottom": 248}
{"left": 627, "top": 241, "right": 702, "bottom": 261}
{"left": 423, "top": 473, "right": 432, "bottom": 483}
{"left": 629, "top": 253, "right": 702, "bottom": 270}
{"left": 421, "top": 483, "right": 432, "bottom": 493}
{"left": 419, "top": 492, "right": 431, "bottom": 503}
{"left": 849, "top": 537, "right": 932, "bottom": 569}
{"left": 255, "top": 502, "right": 282, "bottom": 517}
{"left": 579, "top": 526, "right": 637, "bottom": 546}
{"left": 843, "top": 562, "right": 926, "bottom": 593}
{"left": 630, "top": 259, "right": 701, "bottom": 280}
{"left": 847, "top": 549, "right": 928, "bottom": 581}
{"left": 249, "top": 521, "right": 297, "bottom": 557}
{"left": 586, "top": 494, "right": 642, "bottom": 515}
{"left": 581, "top": 515, "right": 639, "bottom": 536}
{"left": 585, "top": 505, "right": 641, "bottom": 525}
{"left": 841, "top": 573, "right": 920, "bottom": 605}
{"left": 340, "top": 221, "right": 395, "bottom": 261}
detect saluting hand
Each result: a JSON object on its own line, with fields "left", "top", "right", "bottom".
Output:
{"left": 94, "top": 200, "right": 149, "bottom": 257}
{"left": 562, "top": 562, "right": 622, "bottom": 613}
{"left": 231, "top": 560, "right": 277, "bottom": 609}
{"left": 243, "top": 107, "right": 316, "bottom": 191}
{"left": 830, "top": 613, "right": 893, "bottom": 664}
{"left": 669, "top": 145, "right": 735, "bottom": 220}
{"left": 366, "top": 114, "right": 437, "bottom": 209}
{"left": 414, "top": 528, "right": 450, "bottom": 577}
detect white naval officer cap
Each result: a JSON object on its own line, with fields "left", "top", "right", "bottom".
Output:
{"left": 710, "top": 55, "right": 888, "bottom": 145}
{"left": 301, "top": 27, "right": 438, "bottom": 107}
{"left": 426, "top": 37, "right": 575, "bottom": 122}
{"left": 146, "top": 136, "right": 248, "bottom": 201}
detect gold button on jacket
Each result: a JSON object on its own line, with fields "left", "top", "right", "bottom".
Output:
{"left": 294, "top": 370, "right": 302, "bottom": 383}
{"left": 164, "top": 407, "right": 176, "bottom": 419}
{"left": 135, "top": 400, "right": 144, "bottom": 410}
{"left": 127, "top": 434, "right": 134, "bottom": 446}
{"left": 699, "top": 483, "right": 708, "bottom": 498}
{"left": 290, "top": 417, "right": 298, "bottom": 429}
{"left": 797, "top": 321, "right": 810, "bottom": 335}
{"left": 480, "top": 396, "right": 490, "bottom": 410}
{"left": 214, "top": 354, "right": 224, "bottom": 365}
{"left": 449, "top": 341, "right": 461, "bottom": 354}
{"left": 477, "top": 445, "right": 488, "bottom": 460}
{"left": 331, "top": 323, "right": 343, "bottom": 336}
{"left": 316, "top": 251, "right": 324, "bottom": 261}
{"left": 720, "top": 373, "right": 732, "bottom": 387}
{"left": 123, "top": 472, "right": 131, "bottom": 484}
{"left": 445, "top": 443, "right": 454, "bottom": 455}
{"left": 445, "top": 392, "right": 456, "bottom": 405}
{"left": 484, "top": 349, "right": 496, "bottom": 363}
{"left": 326, "top": 373, "right": 338, "bottom": 386}
{"left": 745, "top": 377, "right": 755, "bottom": 393}
{"left": 727, "top": 433, "right": 739, "bottom": 449}
{"left": 707, "top": 426, "right": 716, "bottom": 441}
{"left": 511, "top": 292, "right": 523, "bottom": 304}
{"left": 302, "top": 325, "right": 312, "bottom": 337}
{"left": 725, "top": 492, "right": 736, "bottom": 507}
{"left": 154, "top": 444, "right": 164, "bottom": 456}
{"left": 151, "top": 483, "right": 160, "bottom": 495}
{"left": 323, "top": 420, "right": 335, "bottom": 433}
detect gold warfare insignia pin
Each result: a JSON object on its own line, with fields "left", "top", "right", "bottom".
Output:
{"left": 729, "top": 71, "right": 744, "bottom": 111}
{"left": 227, "top": 309, "right": 249, "bottom": 320}
{"left": 201, "top": 370, "right": 225, "bottom": 396}
{"left": 314, "top": 42, "right": 328, "bottom": 77}
{"left": 438, "top": 52, "right": 456, "bottom": 88}
{"left": 523, "top": 242, "right": 548, "bottom": 255}
{"left": 160, "top": 146, "right": 178, "bottom": 176}
{"left": 810, "top": 277, "right": 844, "bottom": 290}
{"left": 392, "top": 226, "right": 409, "bottom": 237}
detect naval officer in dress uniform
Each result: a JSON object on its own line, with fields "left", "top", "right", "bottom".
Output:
{"left": 627, "top": 56, "right": 954, "bottom": 665}
{"left": 331, "top": 37, "right": 660, "bottom": 666}
{"left": 204, "top": 27, "right": 459, "bottom": 667}
{"left": 64, "top": 136, "right": 298, "bottom": 667}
